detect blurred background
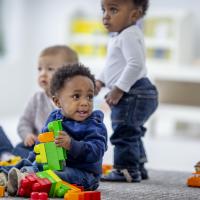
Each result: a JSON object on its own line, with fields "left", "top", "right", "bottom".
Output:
{"left": 1, "top": 0, "right": 200, "bottom": 172}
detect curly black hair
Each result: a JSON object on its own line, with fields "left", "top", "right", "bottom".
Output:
{"left": 50, "top": 63, "right": 95, "bottom": 96}
{"left": 132, "top": 0, "right": 149, "bottom": 16}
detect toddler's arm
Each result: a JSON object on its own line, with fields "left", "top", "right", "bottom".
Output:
{"left": 105, "top": 86, "right": 124, "bottom": 106}
{"left": 24, "top": 133, "right": 38, "bottom": 147}
{"left": 95, "top": 80, "right": 105, "bottom": 95}
{"left": 17, "top": 95, "right": 37, "bottom": 141}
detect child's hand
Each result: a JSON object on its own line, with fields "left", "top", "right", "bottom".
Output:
{"left": 95, "top": 80, "right": 104, "bottom": 96}
{"left": 54, "top": 131, "right": 71, "bottom": 150}
{"left": 105, "top": 86, "right": 124, "bottom": 106}
{"left": 24, "top": 133, "right": 37, "bottom": 147}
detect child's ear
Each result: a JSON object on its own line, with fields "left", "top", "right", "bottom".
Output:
{"left": 131, "top": 8, "right": 142, "bottom": 22}
{"left": 52, "top": 96, "right": 61, "bottom": 108}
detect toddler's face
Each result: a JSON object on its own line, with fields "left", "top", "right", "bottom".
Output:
{"left": 101, "top": 0, "right": 139, "bottom": 33}
{"left": 53, "top": 75, "right": 94, "bottom": 122}
{"left": 38, "top": 55, "right": 68, "bottom": 96}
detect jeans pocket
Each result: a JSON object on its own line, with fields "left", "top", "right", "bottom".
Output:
{"left": 132, "top": 92, "right": 158, "bottom": 126}
{"left": 111, "top": 97, "right": 130, "bottom": 130}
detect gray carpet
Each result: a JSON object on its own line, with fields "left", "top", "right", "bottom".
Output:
{"left": 1, "top": 169, "right": 200, "bottom": 200}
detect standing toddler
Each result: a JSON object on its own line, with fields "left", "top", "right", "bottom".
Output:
{"left": 96, "top": 0, "right": 158, "bottom": 182}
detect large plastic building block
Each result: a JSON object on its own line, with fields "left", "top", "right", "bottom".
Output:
{"left": 48, "top": 120, "right": 62, "bottom": 137}
{"left": 187, "top": 172, "right": 200, "bottom": 187}
{"left": 102, "top": 164, "right": 113, "bottom": 175}
{"left": 34, "top": 143, "right": 47, "bottom": 163}
{"left": 0, "top": 186, "right": 5, "bottom": 197}
{"left": 42, "top": 142, "right": 64, "bottom": 171}
{"left": 37, "top": 171, "right": 57, "bottom": 197}
{"left": 187, "top": 161, "right": 200, "bottom": 187}
{"left": 34, "top": 120, "right": 67, "bottom": 171}
{"left": 62, "top": 181, "right": 81, "bottom": 193}
{"left": 30, "top": 192, "right": 48, "bottom": 200}
{"left": 36, "top": 170, "right": 70, "bottom": 198}
{"left": 45, "top": 170, "right": 70, "bottom": 197}
{"left": 48, "top": 120, "right": 67, "bottom": 160}
{"left": 84, "top": 191, "right": 101, "bottom": 200}
{"left": 64, "top": 191, "right": 82, "bottom": 200}
{"left": 0, "top": 156, "right": 21, "bottom": 166}
{"left": 64, "top": 191, "right": 101, "bottom": 200}
{"left": 38, "top": 132, "right": 54, "bottom": 143}
{"left": 18, "top": 173, "right": 51, "bottom": 197}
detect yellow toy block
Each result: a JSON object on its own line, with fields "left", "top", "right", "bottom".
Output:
{"left": 62, "top": 181, "right": 81, "bottom": 193}
{"left": 0, "top": 186, "right": 5, "bottom": 197}
{"left": 0, "top": 156, "right": 21, "bottom": 166}
{"left": 38, "top": 132, "right": 54, "bottom": 143}
{"left": 45, "top": 170, "right": 62, "bottom": 182}
{"left": 45, "top": 170, "right": 63, "bottom": 197}
{"left": 34, "top": 143, "right": 47, "bottom": 163}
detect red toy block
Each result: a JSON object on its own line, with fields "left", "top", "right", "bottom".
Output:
{"left": 30, "top": 191, "right": 48, "bottom": 200}
{"left": 84, "top": 191, "right": 101, "bottom": 200}
{"left": 18, "top": 174, "right": 52, "bottom": 197}
{"left": 32, "top": 178, "right": 51, "bottom": 193}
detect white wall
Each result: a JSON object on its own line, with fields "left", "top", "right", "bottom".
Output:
{"left": 0, "top": 0, "right": 200, "bottom": 118}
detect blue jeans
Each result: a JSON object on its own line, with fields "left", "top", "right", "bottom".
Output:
{"left": 0, "top": 126, "right": 14, "bottom": 155}
{"left": 55, "top": 167, "right": 99, "bottom": 190}
{"left": 0, "top": 126, "right": 34, "bottom": 159}
{"left": 110, "top": 78, "right": 158, "bottom": 170}
{"left": 13, "top": 142, "right": 34, "bottom": 158}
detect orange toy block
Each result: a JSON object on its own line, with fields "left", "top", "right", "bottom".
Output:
{"left": 0, "top": 186, "right": 5, "bottom": 197}
{"left": 187, "top": 172, "right": 200, "bottom": 187}
{"left": 64, "top": 190, "right": 101, "bottom": 200}
{"left": 38, "top": 132, "right": 54, "bottom": 143}
{"left": 64, "top": 191, "right": 83, "bottom": 200}
{"left": 102, "top": 164, "right": 113, "bottom": 175}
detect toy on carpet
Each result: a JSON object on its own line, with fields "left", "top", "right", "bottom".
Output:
{"left": 15, "top": 120, "right": 101, "bottom": 199}
{"left": 187, "top": 161, "right": 200, "bottom": 187}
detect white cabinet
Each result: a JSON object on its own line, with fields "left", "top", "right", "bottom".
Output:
{"left": 144, "top": 10, "right": 200, "bottom": 137}
{"left": 144, "top": 9, "right": 194, "bottom": 65}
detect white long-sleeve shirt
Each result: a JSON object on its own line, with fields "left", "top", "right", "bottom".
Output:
{"left": 98, "top": 25, "right": 147, "bottom": 92}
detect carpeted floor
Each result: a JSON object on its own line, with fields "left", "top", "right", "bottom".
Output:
{"left": 1, "top": 169, "right": 199, "bottom": 200}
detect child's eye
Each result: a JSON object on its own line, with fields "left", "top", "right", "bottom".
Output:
{"left": 110, "top": 7, "right": 118, "bottom": 14}
{"left": 48, "top": 67, "right": 54, "bottom": 72}
{"left": 87, "top": 94, "right": 94, "bottom": 101}
{"left": 38, "top": 67, "right": 42, "bottom": 71}
{"left": 72, "top": 94, "right": 80, "bottom": 100}
{"left": 101, "top": 7, "right": 105, "bottom": 13}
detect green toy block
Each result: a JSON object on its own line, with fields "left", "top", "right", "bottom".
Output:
{"left": 45, "top": 170, "right": 70, "bottom": 197}
{"left": 47, "top": 119, "right": 67, "bottom": 160}
{"left": 48, "top": 120, "right": 62, "bottom": 137}
{"left": 44, "top": 142, "right": 63, "bottom": 170}
{"left": 36, "top": 170, "right": 57, "bottom": 197}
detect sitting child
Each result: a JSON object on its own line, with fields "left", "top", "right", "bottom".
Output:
{"left": 1, "top": 63, "right": 107, "bottom": 196}
{"left": 0, "top": 45, "right": 78, "bottom": 160}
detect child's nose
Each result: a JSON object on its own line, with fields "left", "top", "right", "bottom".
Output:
{"left": 80, "top": 98, "right": 89, "bottom": 107}
{"left": 39, "top": 69, "right": 47, "bottom": 76}
{"left": 103, "top": 11, "right": 110, "bottom": 19}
